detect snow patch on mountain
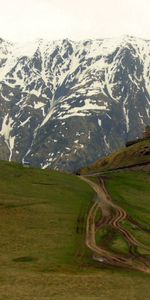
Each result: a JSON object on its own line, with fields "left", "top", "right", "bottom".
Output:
{"left": 0, "top": 114, "right": 15, "bottom": 160}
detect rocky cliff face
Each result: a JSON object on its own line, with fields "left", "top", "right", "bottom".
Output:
{"left": 0, "top": 36, "right": 150, "bottom": 170}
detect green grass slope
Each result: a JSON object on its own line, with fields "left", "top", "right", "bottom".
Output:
{"left": 81, "top": 138, "right": 150, "bottom": 174}
{"left": 0, "top": 161, "right": 150, "bottom": 300}
{"left": 105, "top": 171, "right": 150, "bottom": 254}
{"left": 0, "top": 161, "right": 95, "bottom": 273}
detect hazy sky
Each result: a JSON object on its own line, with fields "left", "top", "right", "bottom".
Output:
{"left": 1, "top": 0, "right": 150, "bottom": 42}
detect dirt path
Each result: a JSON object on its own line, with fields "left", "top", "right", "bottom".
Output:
{"left": 80, "top": 176, "right": 150, "bottom": 273}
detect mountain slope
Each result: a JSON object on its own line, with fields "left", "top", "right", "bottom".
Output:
{"left": 0, "top": 36, "right": 150, "bottom": 170}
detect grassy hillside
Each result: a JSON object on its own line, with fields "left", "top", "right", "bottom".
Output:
{"left": 106, "top": 171, "right": 150, "bottom": 227}
{"left": 81, "top": 138, "right": 150, "bottom": 174}
{"left": 0, "top": 161, "right": 150, "bottom": 300}
{"left": 105, "top": 171, "right": 150, "bottom": 255}
{"left": 0, "top": 161, "right": 95, "bottom": 273}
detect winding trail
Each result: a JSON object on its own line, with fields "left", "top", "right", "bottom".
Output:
{"left": 80, "top": 176, "right": 150, "bottom": 273}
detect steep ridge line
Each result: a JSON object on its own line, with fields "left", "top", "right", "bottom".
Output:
{"left": 80, "top": 176, "right": 150, "bottom": 273}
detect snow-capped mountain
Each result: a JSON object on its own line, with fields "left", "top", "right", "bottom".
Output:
{"left": 0, "top": 36, "right": 150, "bottom": 170}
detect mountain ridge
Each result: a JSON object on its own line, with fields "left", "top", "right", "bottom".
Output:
{"left": 80, "top": 137, "right": 150, "bottom": 174}
{"left": 0, "top": 35, "right": 150, "bottom": 170}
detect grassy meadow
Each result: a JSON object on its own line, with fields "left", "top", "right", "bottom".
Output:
{"left": 0, "top": 161, "right": 150, "bottom": 299}
{"left": 104, "top": 171, "right": 150, "bottom": 257}
{"left": 0, "top": 161, "right": 95, "bottom": 273}
{"left": 106, "top": 171, "right": 150, "bottom": 229}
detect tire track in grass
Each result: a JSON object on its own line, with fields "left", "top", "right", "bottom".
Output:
{"left": 80, "top": 176, "right": 150, "bottom": 273}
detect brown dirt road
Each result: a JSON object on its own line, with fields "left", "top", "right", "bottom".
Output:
{"left": 80, "top": 176, "right": 150, "bottom": 273}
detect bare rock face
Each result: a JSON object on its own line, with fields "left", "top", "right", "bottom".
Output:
{"left": 0, "top": 36, "right": 150, "bottom": 171}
